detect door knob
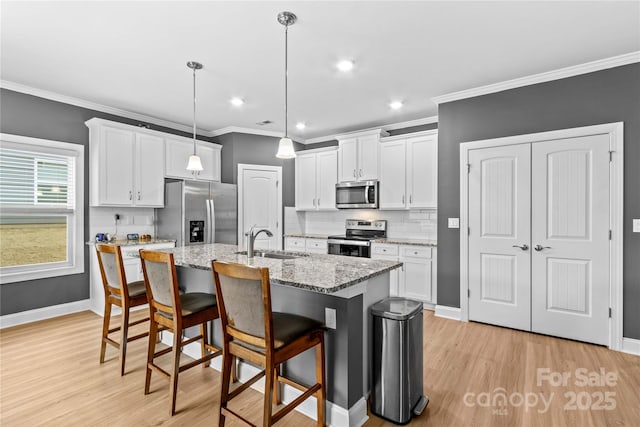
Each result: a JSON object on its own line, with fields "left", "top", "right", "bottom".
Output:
{"left": 534, "top": 245, "right": 552, "bottom": 252}
{"left": 512, "top": 244, "right": 529, "bottom": 251}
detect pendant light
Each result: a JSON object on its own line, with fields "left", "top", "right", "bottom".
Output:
{"left": 275, "top": 11, "right": 297, "bottom": 159}
{"left": 186, "top": 61, "right": 204, "bottom": 172}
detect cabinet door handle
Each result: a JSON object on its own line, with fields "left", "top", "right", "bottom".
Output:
{"left": 359, "top": 168, "right": 363, "bottom": 177}
{"left": 353, "top": 169, "right": 356, "bottom": 177}
{"left": 534, "top": 245, "right": 551, "bottom": 252}
{"left": 402, "top": 195, "right": 405, "bottom": 204}
{"left": 512, "top": 244, "right": 529, "bottom": 251}
{"left": 137, "top": 191, "right": 141, "bottom": 201}
{"left": 409, "top": 194, "right": 412, "bottom": 204}
{"left": 317, "top": 198, "right": 320, "bottom": 206}
{"left": 129, "top": 190, "right": 133, "bottom": 200}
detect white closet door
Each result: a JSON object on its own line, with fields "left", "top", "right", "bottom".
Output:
{"left": 468, "top": 144, "right": 531, "bottom": 331}
{"left": 531, "top": 135, "right": 610, "bottom": 345}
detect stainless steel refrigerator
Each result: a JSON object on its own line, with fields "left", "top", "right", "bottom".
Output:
{"left": 155, "top": 179, "right": 237, "bottom": 247}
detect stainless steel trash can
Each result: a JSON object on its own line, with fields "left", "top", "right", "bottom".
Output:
{"left": 371, "top": 297, "right": 429, "bottom": 424}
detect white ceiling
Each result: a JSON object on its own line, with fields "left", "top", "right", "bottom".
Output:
{"left": 2, "top": 1, "right": 639, "bottom": 141}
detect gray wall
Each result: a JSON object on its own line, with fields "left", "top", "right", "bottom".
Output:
{"left": 212, "top": 132, "right": 303, "bottom": 206}
{"left": 437, "top": 63, "right": 640, "bottom": 339}
{"left": 0, "top": 89, "right": 216, "bottom": 315}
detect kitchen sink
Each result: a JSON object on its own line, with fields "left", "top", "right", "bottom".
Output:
{"left": 235, "top": 250, "right": 304, "bottom": 260}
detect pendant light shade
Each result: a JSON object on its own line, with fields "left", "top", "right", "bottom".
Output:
{"left": 276, "top": 137, "right": 295, "bottom": 159}
{"left": 186, "top": 154, "right": 203, "bottom": 171}
{"left": 186, "top": 61, "right": 204, "bottom": 172}
{"left": 276, "top": 11, "right": 297, "bottom": 159}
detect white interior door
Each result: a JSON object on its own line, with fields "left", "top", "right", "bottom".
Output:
{"left": 531, "top": 135, "right": 610, "bottom": 345}
{"left": 468, "top": 144, "right": 532, "bottom": 331}
{"left": 238, "top": 164, "right": 282, "bottom": 250}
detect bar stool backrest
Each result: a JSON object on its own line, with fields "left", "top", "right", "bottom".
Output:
{"left": 212, "top": 261, "right": 273, "bottom": 350}
{"left": 139, "top": 250, "right": 180, "bottom": 316}
{"left": 96, "top": 244, "right": 125, "bottom": 296}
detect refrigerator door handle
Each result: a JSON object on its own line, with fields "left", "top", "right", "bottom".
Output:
{"left": 205, "top": 199, "right": 212, "bottom": 244}
{"left": 207, "top": 198, "right": 215, "bottom": 244}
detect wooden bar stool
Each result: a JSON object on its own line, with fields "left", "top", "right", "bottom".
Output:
{"left": 139, "top": 249, "right": 222, "bottom": 416}
{"left": 95, "top": 243, "right": 149, "bottom": 376}
{"left": 212, "top": 261, "right": 326, "bottom": 427}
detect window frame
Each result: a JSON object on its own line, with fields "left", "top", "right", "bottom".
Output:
{"left": 0, "top": 133, "right": 84, "bottom": 284}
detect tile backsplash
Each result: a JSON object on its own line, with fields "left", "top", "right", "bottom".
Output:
{"left": 89, "top": 207, "right": 155, "bottom": 241}
{"left": 285, "top": 207, "right": 437, "bottom": 240}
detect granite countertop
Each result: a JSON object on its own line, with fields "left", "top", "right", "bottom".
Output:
{"left": 284, "top": 233, "right": 330, "bottom": 240}
{"left": 138, "top": 243, "right": 401, "bottom": 294}
{"left": 371, "top": 238, "right": 437, "bottom": 247}
{"left": 86, "top": 238, "right": 176, "bottom": 246}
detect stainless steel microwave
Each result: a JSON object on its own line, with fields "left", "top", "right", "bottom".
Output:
{"left": 335, "top": 180, "right": 379, "bottom": 209}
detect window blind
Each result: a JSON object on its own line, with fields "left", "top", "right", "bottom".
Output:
{"left": 0, "top": 148, "right": 76, "bottom": 209}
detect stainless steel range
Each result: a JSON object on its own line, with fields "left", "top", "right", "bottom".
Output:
{"left": 327, "top": 219, "right": 387, "bottom": 258}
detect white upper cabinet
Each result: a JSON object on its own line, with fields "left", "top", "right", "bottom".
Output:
{"left": 406, "top": 134, "right": 437, "bottom": 208}
{"left": 135, "top": 133, "right": 165, "bottom": 206}
{"left": 337, "top": 138, "right": 358, "bottom": 182}
{"left": 358, "top": 134, "right": 380, "bottom": 181}
{"left": 379, "top": 130, "right": 438, "bottom": 210}
{"left": 86, "top": 118, "right": 165, "bottom": 207}
{"left": 295, "top": 148, "right": 338, "bottom": 211}
{"left": 315, "top": 150, "right": 337, "bottom": 210}
{"left": 165, "top": 138, "right": 221, "bottom": 182}
{"left": 379, "top": 140, "right": 407, "bottom": 209}
{"left": 295, "top": 152, "right": 317, "bottom": 210}
{"left": 336, "top": 129, "right": 388, "bottom": 182}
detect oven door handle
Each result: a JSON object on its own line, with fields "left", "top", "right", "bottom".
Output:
{"left": 327, "top": 239, "right": 371, "bottom": 247}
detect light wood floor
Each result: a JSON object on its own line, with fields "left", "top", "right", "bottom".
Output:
{"left": 1, "top": 310, "right": 639, "bottom": 426}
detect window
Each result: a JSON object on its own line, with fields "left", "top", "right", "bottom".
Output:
{"left": 0, "top": 133, "right": 84, "bottom": 283}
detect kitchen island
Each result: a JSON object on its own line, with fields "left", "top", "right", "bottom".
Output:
{"left": 146, "top": 243, "right": 401, "bottom": 427}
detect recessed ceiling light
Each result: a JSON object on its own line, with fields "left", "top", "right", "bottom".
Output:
{"left": 336, "top": 60, "right": 354, "bottom": 72}
{"left": 230, "top": 97, "right": 244, "bottom": 106}
{"left": 389, "top": 101, "right": 403, "bottom": 110}
{"left": 296, "top": 122, "right": 306, "bottom": 130}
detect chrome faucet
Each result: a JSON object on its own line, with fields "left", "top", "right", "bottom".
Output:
{"left": 246, "top": 225, "right": 273, "bottom": 258}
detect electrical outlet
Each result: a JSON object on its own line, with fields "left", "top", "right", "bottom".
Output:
{"left": 634, "top": 219, "right": 640, "bottom": 233}
{"left": 324, "top": 308, "right": 337, "bottom": 329}
{"left": 448, "top": 218, "right": 460, "bottom": 229}
{"left": 114, "top": 213, "right": 120, "bottom": 222}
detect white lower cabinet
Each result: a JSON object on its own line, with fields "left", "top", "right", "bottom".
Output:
{"left": 284, "top": 237, "right": 327, "bottom": 254}
{"left": 371, "top": 243, "right": 400, "bottom": 296}
{"left": 90, "top": 242, "right": 175, "bottom": 315}
{"left": 305, "top": 239, "right": 328, "bottom": 254}
{"left": 372, "top": 243, "right": 437, "bottom": 304}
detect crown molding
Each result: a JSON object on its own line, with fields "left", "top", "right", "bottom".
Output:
{"left": 304, "top": 115, "right": 439, "bottom": 145}
{"left": 432, "top": 51, "right": 640, "bottom": 105}
{"left": 1, "top": 80, "right": 205, "bottom": 135}
{"left": 207, "top": 126, "right": 275, "bottom": 138}
{"left": 382, "top": 115, "right": 438, "bottom": 131}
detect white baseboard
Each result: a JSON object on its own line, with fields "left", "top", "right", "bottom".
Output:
{"left": 621, "top": 337, "right": 640, "bottom": 356}
{"left": 162, "top": 332, "right": 368, "bottom": 426}
{"left": 0, "top": 299, "right": 91, "bottom": 329}
{"left": 422, "top": 302, "right": 435, "bottom": 311}
{"left": 435, "top": 305, "right": 462, "bottom": 321}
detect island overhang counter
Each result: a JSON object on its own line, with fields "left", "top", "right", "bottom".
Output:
{"left": 133, "top": 243, "right": 402, "bottom": 427}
